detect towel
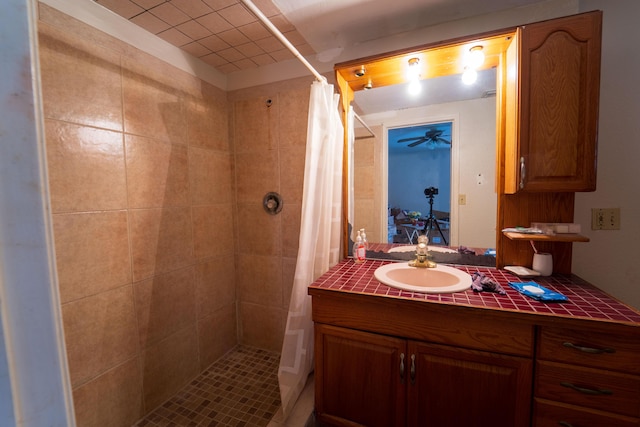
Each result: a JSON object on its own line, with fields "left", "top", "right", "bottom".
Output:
{"left": 458, "top": 246, "right": 476, "bottom": 255}
{"left": 508, "top": 281, "right": 568, "bottom": 302}
{"left": 471, "top": 272, "right": 506, "bottom": 295}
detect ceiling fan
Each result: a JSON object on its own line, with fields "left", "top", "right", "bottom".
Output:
{"left": 397, "top": 128, "right": 451, "bottom": 147}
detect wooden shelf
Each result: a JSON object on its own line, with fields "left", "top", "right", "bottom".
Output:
{"left": 503, "top": 232, "right": 590, "bottom": 243}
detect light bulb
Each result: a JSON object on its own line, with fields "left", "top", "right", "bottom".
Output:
{"left": 408, "top": 78, "right": 422, "bottom": 95}
{"left": 468, "top": 46, "right": 485, "bottom": 69}
{"left": 462, "top": 67, "right": 477, "bottom": 85}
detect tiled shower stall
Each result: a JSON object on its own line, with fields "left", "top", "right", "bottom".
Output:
{"left": 38, "top": 3, "right": 313, "bottom": 425}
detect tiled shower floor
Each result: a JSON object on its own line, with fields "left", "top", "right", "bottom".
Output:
{"left": 134, "top": 346, "right": 282, "bottom": 427}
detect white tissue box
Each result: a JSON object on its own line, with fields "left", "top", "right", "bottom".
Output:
{"left": 531, "top": 222, "right": 581, "bottom": 234}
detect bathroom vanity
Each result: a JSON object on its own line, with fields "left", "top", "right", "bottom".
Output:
{"left": 309, "top": 259, "right": 640, "bottom": 427}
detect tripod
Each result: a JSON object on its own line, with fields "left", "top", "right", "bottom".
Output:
{"left": 422, "top": 193, "right": 448, "bottom": 245}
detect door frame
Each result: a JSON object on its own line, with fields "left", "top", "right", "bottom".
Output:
{"left": 381, "top": 114, "right": 460, "bottom": 246}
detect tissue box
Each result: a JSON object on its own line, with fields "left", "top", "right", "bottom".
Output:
{"left": 531, "top": 222, "right": 581, "bottom": 234}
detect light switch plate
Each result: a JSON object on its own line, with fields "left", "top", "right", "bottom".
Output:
{"left": 591, "top": 208, "right": 621, "bottom": 230}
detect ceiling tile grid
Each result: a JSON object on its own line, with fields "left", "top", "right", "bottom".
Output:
{"left": 94, "top": 0, "right": 315, "bottom": 74}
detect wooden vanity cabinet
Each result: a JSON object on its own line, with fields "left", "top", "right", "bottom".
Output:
{"left": 312, "top": 290, "right": 534, "bottom": 427}
{"left": 504, "top": 11, "right": 602, "bottom": 193}
{"left": 533, "top": 325, "right": 640, "bottom": 426}
{"left": 407, "top": 341, "right": 532, "bottom": 427}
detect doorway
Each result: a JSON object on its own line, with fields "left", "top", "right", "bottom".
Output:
{"left": 387, "top": 121, "right": 453, "bottom": 245}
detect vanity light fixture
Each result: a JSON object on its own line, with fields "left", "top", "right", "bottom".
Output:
{"left": 363, "top": 79, "right": 373, "bottom": 90}
{"left": 354, "top": 66, "right": 366, "bottom": 77}
{"left": 462, "top": 66, "right": 477, "bottom": 85}
{"left": 468, "top": 45, "right": 485, "bottom": 69}
{"left": 407, "top": 57, "right": 422, "bottom": 96}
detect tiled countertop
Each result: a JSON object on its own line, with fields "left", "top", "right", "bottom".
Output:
{"left": 309, "top": 259, "right": 640, "bottom": 324}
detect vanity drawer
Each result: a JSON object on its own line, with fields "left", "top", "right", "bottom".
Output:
{"left": 536, "top": 360, "right": 640, "bottom": 417}
{"left": 537, "top": 326, "right": 640, "bottom": 374}
{"left": 534, "top": 399, "right": 639, "bottom": 427}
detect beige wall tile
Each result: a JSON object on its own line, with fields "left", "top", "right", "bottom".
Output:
{"left": 45, "top": 120, "right": 127, "bottom": 213}
{"left": 235, "top": 149, "right": 279, "bottom": 204}
{"left": 38, "top": 24, "right": 123, "bottom": 131}
{"left": 280, "top": 202, "right": 301, "bottom": 259}
{"left": 236, "top": 203, "right": 281, "bottom": 256}
{"left": 133, "top": 267, "right": 197, "bottom": 349}
{"left": 62, "top": 286, "right": 139, "bottom": 387}
{"left": 239, "top": 302, "right": 284, "bottom": 352}
{"left": 195, "top": 255, "right": 236, "bottom": 319}
{"left": 197, "top": 304, "right": 237, "bottom": 370}
{"left": 140, "top": 326, "right": 199, "bottom": 410}
{"left": 129, "top": 207, "right": 195, "bottom": 281}
{"left": 191, "top": 204, "right": 235, "bottom": 259}
{"left": 279, "top": 146, "right": 305, "bottom": 204}
{"left": 281, "top": 257, "right": 296, "bottom": 310}
{"left": 233, "top": 97, "right": 278, "bottom": 153}
{"left": 278, "top": 86, "right": 309, "bottom": 149}
{"left": 125, "top": 134, "right": 190, "bottom": 208}
{"left": 72, "top": 358, "right": 143, "bottom": 427}
{"left": 354, "top": 165, "right": 375, "bottom": 199}
{"left": 236, "top": 254, "right": 282, "bottom": 307}
{"left": 122, "top": 69, "right": 187, "bottom": 143}
{"left": 189, "top": 147, "right": 233, "bottom": 205}
{"left": 186, "top": 85, "right": 230, "bottom": 151}
{"left": 53, "top": 211, "right": 131, "bottom": 304}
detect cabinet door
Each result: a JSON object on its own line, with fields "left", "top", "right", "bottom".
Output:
{"left": 509, "top": 11, "right": 602, "bottom": 192}
{"left": 407, "top": 341, "right": 532, "bottom": 427}
{"left": 314, "top": 324, "right": 407, "bottom": 427}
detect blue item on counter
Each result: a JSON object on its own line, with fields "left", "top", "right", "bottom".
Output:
{"left": 508, "top": 281, "right": 568, "bottom": 302}
{"left": 484, "top": 248, "right": 496, "bottom": 256}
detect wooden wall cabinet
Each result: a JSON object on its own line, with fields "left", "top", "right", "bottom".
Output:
{"left": 504, "top": 11, "right": 602, "bottom": 193}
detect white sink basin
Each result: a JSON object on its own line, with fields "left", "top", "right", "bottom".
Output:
{"left": 374, "top": 263, "right": 472, "bottom": 294}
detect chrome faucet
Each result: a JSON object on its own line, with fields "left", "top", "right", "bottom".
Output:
{"left": 409, "top": 235, "right": 436, "bottom": 268}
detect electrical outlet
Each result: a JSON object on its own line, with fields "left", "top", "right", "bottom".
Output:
{"left": 458, "top": 194, "right": 467, "bottom": 205}
{"left": 591, "top": 208, "right": 621, "bottom": 230}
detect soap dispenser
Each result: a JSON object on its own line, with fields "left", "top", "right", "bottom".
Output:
{"left": 353, "top": 230, "right": 365, "bottom": 263}
{"left": 360, "top": 228, "right": 368, "bottom": 251}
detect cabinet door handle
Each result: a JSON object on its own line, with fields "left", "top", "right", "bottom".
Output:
{"left": 560, "top": 381, "right": 613, "bottom": 396}
{"left": 558, "top": 422, "right": 573, "bottom": 427}
{"left": 399, "top": 353, "right": 405, "bottom": 383}
{"left": 519, "top": 157, "right": 526, "bottom": 189}
{"left": 562, "top": 341, "right": 616, "bottom": 354}
{"left": 410, "top": 354, "right": 416, "bottom": 385}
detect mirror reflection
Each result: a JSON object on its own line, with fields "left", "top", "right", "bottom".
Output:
{"left": 342, "top": 34, "right": 513, "bottom": 264}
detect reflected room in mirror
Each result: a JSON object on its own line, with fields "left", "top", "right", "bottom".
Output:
{"left": 338, "top": 31, "right": 515, "bottom": 266}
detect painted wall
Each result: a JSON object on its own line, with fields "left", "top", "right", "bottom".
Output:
{"left": 573, "top": 0, "right": 640, "bottom": 309}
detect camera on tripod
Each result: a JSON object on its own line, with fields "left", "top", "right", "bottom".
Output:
{"left": 424, "top": 186, "right": 439, "bottom": 197}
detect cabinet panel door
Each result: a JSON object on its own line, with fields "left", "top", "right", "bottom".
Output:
{"left": 534, "top": 399, "right": 639, "bottom": 427}
{"left": 518, "top": 11, "right": 601, "bottom": 192}
{"left": 315, "top": 324, "right": 406, "bottom": 427}
{"left": 407, "top": 341, "right": 532, "bottom": 427}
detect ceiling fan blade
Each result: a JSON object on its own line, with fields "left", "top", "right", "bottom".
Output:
{"left": 408, "top": 139, "right": 426, "bottom": 147}
{"left": 436, "top": 137, "right": 451, "bottom": 144}
{"left": 397, "top": 137, "right": 423, "bottom": 143}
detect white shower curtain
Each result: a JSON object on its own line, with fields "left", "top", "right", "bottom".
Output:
{"left": 277, "top": 80, "right": 344, "bottom": 417}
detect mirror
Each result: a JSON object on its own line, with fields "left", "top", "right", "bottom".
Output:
{"left": 336, "top": 30, "right": 516, "bottom": 263}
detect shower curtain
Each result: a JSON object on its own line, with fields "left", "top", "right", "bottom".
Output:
{"left": 277, "top": 80, "right": 344, "bottom": 417}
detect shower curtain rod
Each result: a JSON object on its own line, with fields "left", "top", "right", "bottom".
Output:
{"left": 240, "top": 0, "right": 326, "bottom": 83}
{"left": 240, "top": 0, "right": 376, "bottom": 139}
{"left": 353, "top": 112, "right": 376, "bottom": 138}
